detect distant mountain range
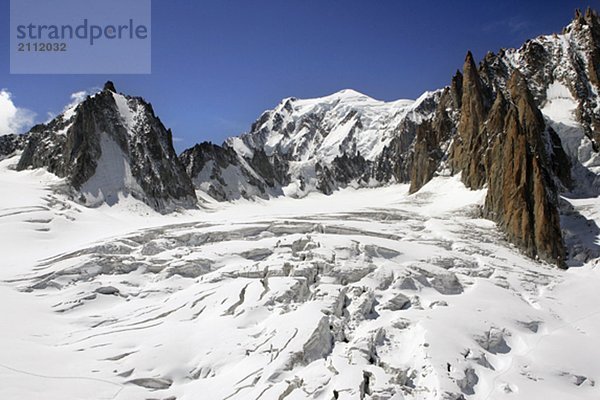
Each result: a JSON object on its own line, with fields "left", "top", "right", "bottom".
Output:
{"left": 3, "top": 9, "right": 600, "bottom": 268}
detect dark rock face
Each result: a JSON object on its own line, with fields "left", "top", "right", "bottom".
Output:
{"left": 573, "top": 9, "right": 600, "bottom": 147}
{"left": 404, "top": 9, "right": 600, "bottom": 266}
{"left": 412, "top": 59, "right": 571, "bottom": 266}
{"left": 18, "top": 100, "right": 101, "bottom": 189}
{"left": 250, "top": 149, "right": 289, "bottom": 188}
{"left": 17, "top": 83, "right": 196, "bottom": 212}
{"left": 179, "top": 141, "right": 286, "bottom": 201}
{"left": 374, "top": 117, "right": 422, "bottom": 185}
{"left": 450, "top": 52, "right": 491, "bottom": 189}
{"left": 0, "top": 134, "right": 28, "bottom": 160}
{"left": 316, "top": 152, "right": 370, "bottom": 195}
{"left": 483, "top": 72, "right": 567, "bottom": 266}
{"left": 409, "top": 77, "right": 461, "bottom": 193}
{"left": 103, "top": 81, "right": 117, "bottom": 93}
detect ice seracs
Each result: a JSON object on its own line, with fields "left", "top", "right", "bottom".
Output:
{"left": 2, "top": 164, "right": 600, "bottom": 399}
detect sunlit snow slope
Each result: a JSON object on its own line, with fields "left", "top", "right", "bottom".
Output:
{"left": 1, "top": 152, "right": 600, "bottom": 400}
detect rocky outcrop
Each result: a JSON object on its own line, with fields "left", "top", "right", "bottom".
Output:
{"left": 179, "top": 141, "right": 286, "bottom": 201}
{"left": 409, "top": 118, "right": 446, "bottom": 194}
{"left": 475, "top": 9, "right": 600, "bottom": 151}
{"left": 409, "top": 72, "right": 462, "bottom": 193}
{"left": 17, "top": 83, "right": 197, "bottom": 212}
{"left": 0, "top": 134, "right": 28, "bottom": 160}
{"left": 103, "top": 80, "right": 117, "bottom": 93}
{"left": 484, "top": 72, "right": 567, "bottom": 266}
{"left": 450, "top": 52, "right": 491, "bottom": 189}
{"left": 404, "top": 52, "right": 571, "bottom": 266}
{"left": 406, "top": 12, "right": 598, "bottom": 267}
{"left": 411, "top": 52, "right": 571, "bottom": 266}
{"left": 571, "top": 8, "right": 600, "bottom": 146}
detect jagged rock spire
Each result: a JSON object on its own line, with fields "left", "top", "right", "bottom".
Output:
{"left": 484, "top": 70, "right": 566, "bottom": 267}
{"left": 103, "top": 81, "right": 116, "bottom": 93}
{"left": 449, "top": 50, "right": 489, "bottom": 189}
{"left": 449, "top": 70, "right": 463, "bottom": 109}
{"left": 442, "top": 51, "right": 569, "bottom": 266}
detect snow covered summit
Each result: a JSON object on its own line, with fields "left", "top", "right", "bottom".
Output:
{"left": 180, "top": 88, "right": 439, "bottom": 200}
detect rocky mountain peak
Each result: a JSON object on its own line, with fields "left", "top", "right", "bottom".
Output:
{"left": 464, "top": 50, "right": 476, "bottom": 69}
{"left": 449, "top": 50, "right": 489, "bottom": 189}
{"left": 507, "top": 69, "right": 545, "bottom": 138}
{"left": 15, "top": 83, "right": 197, "bottom": 212}
{"left": 507, "top": 69, "right": 528, "bottom": 98}
{"left": 483, "top": 70, "right": 567, "bottom": 267}
{"left": 103, "top": 81, "right": 117, "bottom": 93}
{"left": 573, "top": 7, "right": 600, "bottom": 30}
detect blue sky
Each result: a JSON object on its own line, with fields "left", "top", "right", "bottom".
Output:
{"left": 1, "top": 0, "right": 598, "bottom": 151}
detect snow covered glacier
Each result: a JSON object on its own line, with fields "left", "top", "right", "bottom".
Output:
{"left": 2, "top": 155, "right": 600, "bottom": 400}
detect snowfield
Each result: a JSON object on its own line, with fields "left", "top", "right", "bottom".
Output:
{"left": 1, "top": 154, "right": 600, "bottom": 400}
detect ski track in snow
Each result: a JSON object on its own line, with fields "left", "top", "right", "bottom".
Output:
{"left": 2, "top": 154, "right": 600, "bottom": 400}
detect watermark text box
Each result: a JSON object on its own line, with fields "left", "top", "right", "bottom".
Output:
{"left": 10, "top": 0, "right": 151, "bottom": 74}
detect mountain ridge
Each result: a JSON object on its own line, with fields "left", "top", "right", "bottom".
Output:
{"left": 4, "top": 9, "right": 600, "bottom": 267}
{"left": 179, "top": 9, "right": 600, "bottom": 267}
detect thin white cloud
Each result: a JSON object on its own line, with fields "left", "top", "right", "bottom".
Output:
{"left": 45, "top": 111, "right": 56, "bottom": 123}
{"left": 483, "top": 16, "right": 531, "bottom": 34}
{"left": 65, "top": 91, "right": 88, "bottom": 110}
{"left": 46, "top": 89, "right": 97, "bottom": 123}
{"left": 58, "top": 90, "right": 89, "bottom": 117}
{"left": 0, "top": 89, "right": 36, "bottom": 136}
